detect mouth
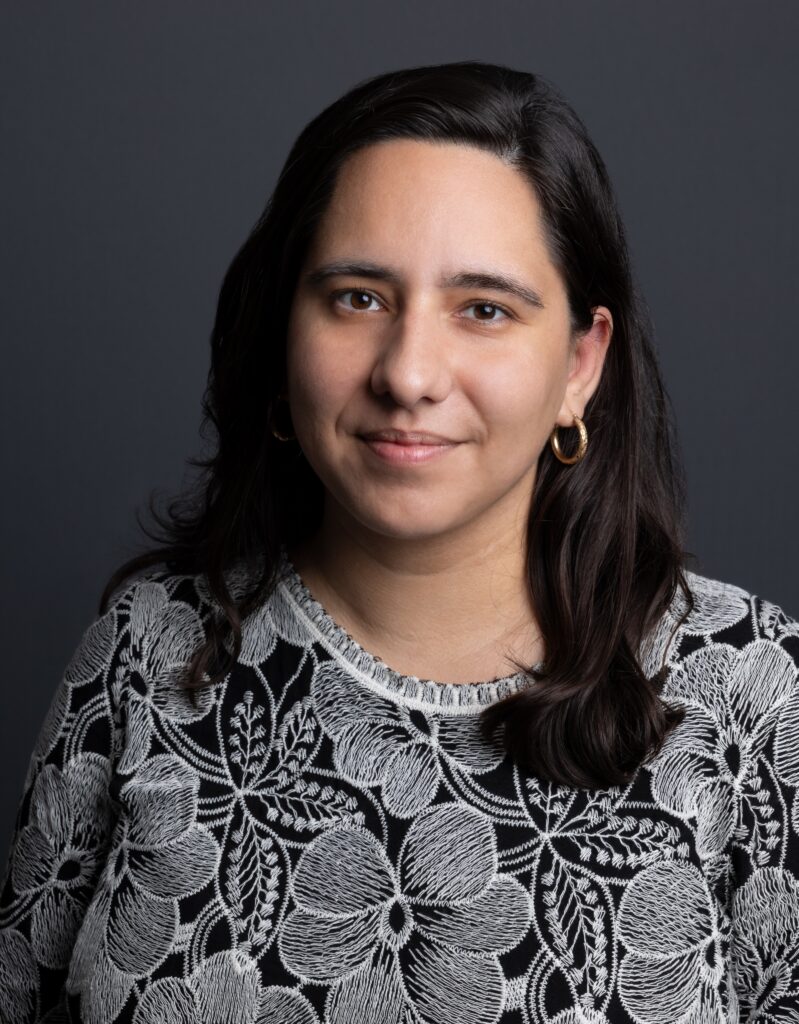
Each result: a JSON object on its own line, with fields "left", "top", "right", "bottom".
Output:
{"left": 358, "top": 436, "right": 460, "bottom": 466}
{"left": 359, "top": 429, "right": 459, "bottom": 445}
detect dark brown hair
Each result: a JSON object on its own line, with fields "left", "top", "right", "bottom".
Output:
{"left": 100, "top": 60, "right": 694, "bottom": 789}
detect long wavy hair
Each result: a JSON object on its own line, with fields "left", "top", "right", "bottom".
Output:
{"left": 99, "top": 60, "right": 695, "bottom": 789}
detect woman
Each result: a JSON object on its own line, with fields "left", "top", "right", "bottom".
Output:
{"left": 1, "top": 60, "right": 797, "bottom": 1024}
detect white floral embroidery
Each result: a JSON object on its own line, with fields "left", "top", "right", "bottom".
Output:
{"left": 730, "top": 867, "right": 799, "bottom": 1020}
{"left": 1, "top": 556, "right": 798, "bottom": 1023}
{"left": 10, "top": 754, "right": 113, "bottom": 968}
{"left": 66, "top": 753, "right": 220, "bottom": 1022}
{"left": 312, "top": 660, "right": 505, "bottom": 818}
{"left": 0, "top": 928, "right": 39, "bottom": 1024}
{"left": 259, "top": 985, "right": 321, "bottom": 1024}
{"left": 279, "top": 803, "right": 531, "bottom": 1024}
{"left": 775, "top": 684, "right": 799, "bottom": 787}
{"left": 677, "top": 571, "right": 752, "bottom": 634}
{"left": 651, "top": 639, "right": 796, "bottom": 862}
{"left": 112, "top": 581, "right": 213, "bottom": 774}
{"left": 130, "top": 950, "right": 262, "bottom": 1024}
{"left": 617, "top": 861, "right": 720, "bottom": 1023}
{"left": 759, "top": 596, "right": 799, "bottom": 644}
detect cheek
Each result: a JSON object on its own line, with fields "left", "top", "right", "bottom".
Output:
{"left": 286, "top": 320, "right": 360, "bottom": 442}
{"left": 472, "top": 364, "right": 560, "bottom": 444}
{"left": 288, "top": 319, "right": 334, "bottom": 398}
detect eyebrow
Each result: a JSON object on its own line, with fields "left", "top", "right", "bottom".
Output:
{"left": 303, "top": 259, "right": 546, "bottom": 311}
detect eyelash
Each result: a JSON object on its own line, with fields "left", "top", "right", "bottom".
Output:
{"left": 329, "top": 288, "right": 515, "bottom": 325}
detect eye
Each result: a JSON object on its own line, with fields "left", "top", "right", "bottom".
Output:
{"left": 331, "top": 289, "right": 383, "bottom": 313}
{"left": 461, "top": 300, "right": 513, "bottom": 324}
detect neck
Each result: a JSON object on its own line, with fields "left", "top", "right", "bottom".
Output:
{"left": 287, "top": 504, "right": 544, "bottom": 684}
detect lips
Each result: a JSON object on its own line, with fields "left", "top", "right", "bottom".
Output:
{"left": 359, "top": 429, "right": 457, "bottom": 445}
{"left": 360, "top": 435, "right": 459, "bottom": 465}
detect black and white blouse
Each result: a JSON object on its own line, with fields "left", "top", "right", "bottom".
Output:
{"left": 1, "top": 546, "right": 798, "bottom": 1023}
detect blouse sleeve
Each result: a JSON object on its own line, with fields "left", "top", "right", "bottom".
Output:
{"left": 0, "top": 580, "right": 138, "bottom": 1024}
{"left": 729, "top": 606, "right": 799, "bottom": 1020}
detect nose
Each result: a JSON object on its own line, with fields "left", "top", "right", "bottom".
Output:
{"left": 368, "top": 304, "right": 453, "bottom": 409}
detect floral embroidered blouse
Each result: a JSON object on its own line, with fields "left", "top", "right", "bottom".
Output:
{"left": 1, "top": 547, "right": 798, "bottom": 1024}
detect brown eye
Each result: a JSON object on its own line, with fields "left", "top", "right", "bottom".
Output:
{"left": 333, "top": 289, "right": 380, "bottom": 312}
{"left": 464, "top": 301, "right": 512, "bottom": 323}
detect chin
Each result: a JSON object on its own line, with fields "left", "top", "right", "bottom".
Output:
{"left": 341, "top": 497, "right": 480, "bottom": 544}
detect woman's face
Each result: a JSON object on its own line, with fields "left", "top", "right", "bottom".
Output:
{"left": 285, "top": 138, "right": 612, "bottom": 547}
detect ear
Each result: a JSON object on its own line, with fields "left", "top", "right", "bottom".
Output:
{"left": 555, "top": 306, "right": 613, "bottom": 427}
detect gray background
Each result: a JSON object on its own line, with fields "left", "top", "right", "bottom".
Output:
{"left": 2, "top": 1, "right": 797, "bottom": 869}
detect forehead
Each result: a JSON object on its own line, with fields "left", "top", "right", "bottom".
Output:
{"left": 308, "top": 139, "right": 553, "bottom": 275}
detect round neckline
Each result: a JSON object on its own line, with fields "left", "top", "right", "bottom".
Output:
{"left": 275, "top": 543, "right": 543, "bottom": 712}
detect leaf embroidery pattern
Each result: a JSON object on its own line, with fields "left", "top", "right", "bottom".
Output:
{"left": 540, "top": 851, "right": 611, "bottom": 1003}
{"left": 741, "top": 756, "right": 783, "bottom": 868}
{"left": 524, "top": 777, "right": 575, "bottom": 827}
{"left": 570, "top": 813, "right": 689, "bottom": 870}
{"left": 224, "top": 812, "right": 281, "bottom": 956}
{"left": 228, "top": 691, "right": 269, "bottom": 787}
{"left": 256, "top": 775, "right": 365, "bottom": 833}
{"left": 272, "top": 697, "right": 318, "bottom": 782}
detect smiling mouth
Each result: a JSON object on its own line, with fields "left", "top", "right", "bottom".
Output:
{"left": 358, "top": 430, "right": 459, "bottom": 445}
{"left": 359, "top": 436, "right": 460, "bottom": 465}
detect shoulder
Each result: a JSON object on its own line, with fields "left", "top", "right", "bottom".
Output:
{"left": 107, "top": 566, "right": 210, "bottom": 642}
{"left": 53, "top": 566, "right": 208, "bottom": 708}
{"left": 656, "top": 569, "right": 799, "bottom": 753}
{"left": 645, "top": 572, "right": 799, "bottom": 838}
{"left": 671, "top": 567, "right": 799, "bottom": 650}
{"left": 100, "top": 565, "right": 219, "bottom": 688}
{"left": 62, "top": 564, "right": 216, "bottom": 718}
{"left": 637, "top": 566, "right": 799, "bottom": 661}
{"left": 103, "top": 553, "right": 291, "bottom": 675}
{"left": 94, "top": 567, "right": 222, "bottom": 775}
{"left": 18, "top": 566, "right": 207, "bottom": 792}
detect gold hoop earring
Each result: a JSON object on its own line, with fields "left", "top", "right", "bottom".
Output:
{"left": 269, "top": 393, "right": 296, "bottom": 442}
{"left": 550, "top": 414, "right": 588, "bottom": 465}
